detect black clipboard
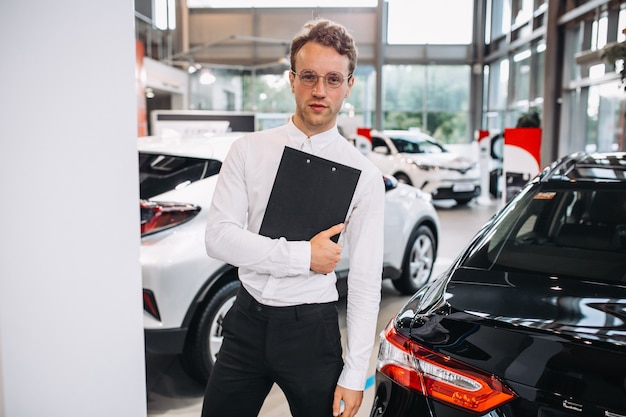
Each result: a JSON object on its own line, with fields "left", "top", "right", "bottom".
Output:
{"left": 259, "top": 146, "right": 361, "bottom": 243}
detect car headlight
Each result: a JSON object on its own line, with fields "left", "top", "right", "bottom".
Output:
{"left": 409, "top": 159, "right": 438, "bottom": 171}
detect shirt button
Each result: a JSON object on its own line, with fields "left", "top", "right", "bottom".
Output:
{"left": 256, "top": 306, "right": 262, "bottom": 312}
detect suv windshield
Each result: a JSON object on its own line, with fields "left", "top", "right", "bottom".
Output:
{"left": 464, "top": 185, "right": 626, "bottom": 282}
{"left": 390, "top": 137, "right": 446, "bottom": 154}
{"left": 139, "top": 152, "right": 221, "bottom": 199}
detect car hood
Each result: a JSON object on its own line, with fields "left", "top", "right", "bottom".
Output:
{"left": 399, "top": 267, "right": 626, "bottom": 413}
{"left": 402, "top": 152, "right": 475, "bottom": 170}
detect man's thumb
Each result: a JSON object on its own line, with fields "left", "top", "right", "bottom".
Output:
{"left": 324, "top": 223, "right": 345, "bottom": 237}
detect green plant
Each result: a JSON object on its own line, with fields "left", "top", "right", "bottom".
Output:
{"left": 601, "top": 41, "right": 626, "bottom": 91}
{"left": 516, "top": 108, "right": 541, "bottom": 128}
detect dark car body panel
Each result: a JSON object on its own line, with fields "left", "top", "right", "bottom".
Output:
{"left": 372, "top": 152, "right": 626, "bottom": 417}
{"left": 435, "top": 270, "right": 626, "bottom": 412}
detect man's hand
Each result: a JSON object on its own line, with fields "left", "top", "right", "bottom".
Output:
{"left": 332, "top": 385, "right": 363, "bottom": 417}
{"left": 310, "top": 223, "right": 344, "bottom": 274}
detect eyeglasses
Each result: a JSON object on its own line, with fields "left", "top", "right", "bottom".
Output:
{"left": 291, "top": 69, "right": 352, "bottom": 89}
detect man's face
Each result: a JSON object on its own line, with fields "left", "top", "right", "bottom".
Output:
{"left": 290, "top": 42, "right": 354, "bottom": 137}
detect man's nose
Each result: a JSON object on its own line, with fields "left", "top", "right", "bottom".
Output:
{"left": 312, "top": 76, "right": 327, "bottom": 94}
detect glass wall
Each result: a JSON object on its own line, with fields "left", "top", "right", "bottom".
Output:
{"left": 532, "top": 42, "right": 545, "bottom": 107}
{"left": 381, "top": 65, "right": 470, "bottom": 143}
{"left": 560, "top": 4, "right": 626, "bottom": 155}
{"left": 229, "top": 67, "right": 377, "bottom": 131}
{"left": 179, "top": 1, "right": 475, "bottom": 141}
{"left": 346, "top": 67, "right": 377, "bottom": 129}
{"left": 233, "top": 64, "right": 469, "bottom": 142}
{"left": 199, "top": 62, "right": 472, "bottom": 142}
{"left": 142, "top": 1, "right": 626, "bottom": 160}
{"left": 483, "top": 58, "right": 508, "bottom": 131}
{"left": 486, "top": 0, "right": 511, "bottom": 43}
{"left": 510, "top": 49, "right": 531, "bottom": 112}
{"left": 482, "top": 0, "right": 547, "bottom": 135}
{"left": 189, "top": 68, "right": 244, "bottom": 111}
{"left": 483, "top": 1, "right": 626, "bottom": 156}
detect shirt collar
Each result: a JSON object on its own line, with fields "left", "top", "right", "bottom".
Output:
{"left": 287, "top": 117, "right": 339, "bottom": 154}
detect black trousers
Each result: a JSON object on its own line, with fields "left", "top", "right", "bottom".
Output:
{"left": 200, "top": 287, "right": 344, "bottom": 417}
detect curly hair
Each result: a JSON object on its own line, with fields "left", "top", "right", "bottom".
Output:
{"left": 290, "top": 18, "right": 358, "bottom": 75}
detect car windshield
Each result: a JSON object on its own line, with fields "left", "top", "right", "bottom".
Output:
{"left": 389, "top": 136, "right": 446, "bottom": 154}
{"left": 139, "top": 152, "right": 222, "bottom": 199}
{"left": 463, "top": 185, "right": 626, "bottom": 282}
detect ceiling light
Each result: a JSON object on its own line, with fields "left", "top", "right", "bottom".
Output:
{"left": 199, "top": 69, "right": 216, "bottom": 85}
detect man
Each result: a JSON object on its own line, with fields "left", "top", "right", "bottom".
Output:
{"left": 201, "top": 18, "right": 384, "bottom": 417}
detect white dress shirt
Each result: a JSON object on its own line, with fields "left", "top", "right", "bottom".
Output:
{"left": 205, "top": 117, "right": 385, "bottom": 391}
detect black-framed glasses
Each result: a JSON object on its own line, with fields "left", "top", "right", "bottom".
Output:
{"left": 291, "top": 69, "right": 352, "bottom": 89}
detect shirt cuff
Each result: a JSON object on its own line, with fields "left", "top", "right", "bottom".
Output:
{"left": 286, "top": 239, "right": 311, "bottom": 276}
{"left": 337, "top": 367, "right": 368, "bottom": 391}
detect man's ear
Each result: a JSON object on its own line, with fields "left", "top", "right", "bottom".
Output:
{"left": 345, "top": 77, "right": 354, "bottom": 98}
{"left": 289, "top": 72, "right": 296, "bottom": 93}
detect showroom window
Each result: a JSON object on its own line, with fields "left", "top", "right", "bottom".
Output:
{"left": 483, "top": 49, "right": 545, "bottom": 135}
{"left": 584, "top": 83, "right": 623, "bottom": 153}
{"left": 511, "top": 0, "right": 533, "bottom": 27}
{"left": 483, "top": 58, "right": 508, "bottom": 131}
{"left": 510, "top": 48, "right": 531, "bottom": 112}
{"left": 179, "top": 1, "right": 474, "bottom": 139}
{"left": 485, "top": 0, "right": 512, "bottom": 43}
{"left": 189, "top": 68, "right": 244, "bottom": 112}
{"left": 382, "top": 65, "right": 470, "bottom": 144}
{"left": 237, "top": 66, "right": 377, "bottom": 131}
{"left": 562, "top": 5, "right": 626, "bottom": 155}
{"left": 483, "top": 0, "right": 550, "bottom": 135}
{"left": 532, "top": 41, "right": 545, "bottom": 108}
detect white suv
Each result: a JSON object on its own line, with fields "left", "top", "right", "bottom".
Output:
{"left": 139, "top": 133, "right": 440, "bottom": 384}
{"left": 367, "top": 130, "right": 481, "bottom": 205}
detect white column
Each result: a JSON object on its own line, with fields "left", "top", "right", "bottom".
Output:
{"left": 0, "top": 1, "right": 147, "bottom": 416}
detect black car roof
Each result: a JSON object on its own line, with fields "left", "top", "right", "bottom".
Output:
{"left": 541, "top": 152, "right": 626, "bottom": 183}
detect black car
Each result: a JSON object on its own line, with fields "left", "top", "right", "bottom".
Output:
{"left": 371, "top": 151, "right": 626, "bottom": 417}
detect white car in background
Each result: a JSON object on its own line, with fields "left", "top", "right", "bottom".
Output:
{"left": 366, "top": 130, "right": 481, "bottom": 205}
{"left": 139, "top": 133, "right": 440, "bottom": 384}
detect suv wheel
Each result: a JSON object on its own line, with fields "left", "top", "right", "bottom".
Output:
{"left": 392, "top": 225, "right": 436, "bottom": 295}
{"left": 394, "top": 173, "right": 412, "bottom": 185}
{"left": 180, "top": 279, "right": 240, "bottom": 384}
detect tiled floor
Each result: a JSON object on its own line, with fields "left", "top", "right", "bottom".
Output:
{"left": 145, "top": 198, "right": 500, "bottom": 417}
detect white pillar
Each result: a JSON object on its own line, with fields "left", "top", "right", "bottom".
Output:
{"left": 0, "top": 1, "right": 147, "bottom": 416}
